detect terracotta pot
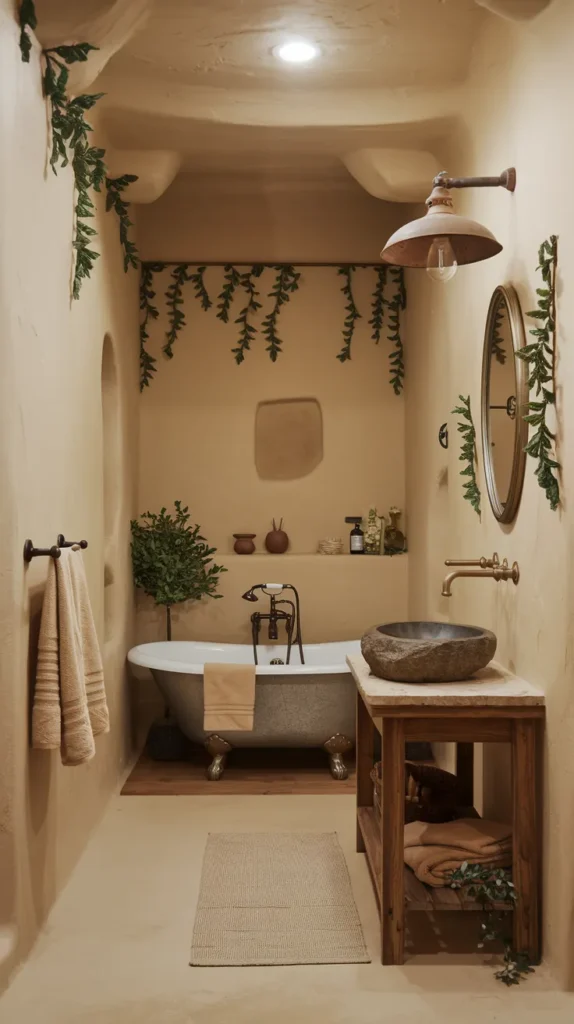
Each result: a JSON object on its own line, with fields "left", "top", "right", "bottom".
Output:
{"left": 233, "top": 533, "right": 256, "bottom": 555}
{"left": 265, "top": 519, "right": 289, "bottom": 554}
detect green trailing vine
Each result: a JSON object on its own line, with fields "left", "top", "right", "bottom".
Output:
{"left": 517, "top": 235, "right": 559, "bottom": 510}
{"left": 491, "top": 303, "right": 507, "bottom": 365}
{"left": 450, "top": 863, "right": 534, "bottom": 986}
{"left": 261, "top": 265, "right": 300, "bottom": 362}
{"left": 105, "top": 175, "right": 139, "bottom": 272}
{"left": 452, "top": 394, "right": 481, "bottom": 516}
{"left": 164, "top": 264, "right": 192, "bottom": 358}
{"left": 233, "top": 265, "right": 264, "bottom": 364}
{"left": 387, "top": 267, "right": 406, "bottom": 395}
{"left": 216, "top": 264, "right": 242, "bottom": 323}
{"left": 137, "top": 263, "right": 406, "bottom": 388}
{"left": 18, "top": 0, "right": 37, "bottom": 62}
{"left": 336, "top": 265, "right": 362, "bottom": 362}
{"left": 189, "top": 266, "right": 211, "bottom": 311}
{"left": 139, "top": 263, "right": 163, "bottom": 389}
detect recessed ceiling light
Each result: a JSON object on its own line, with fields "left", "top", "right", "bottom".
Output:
{"left": 274, "top": 40, "right": 320, "bottom": 64}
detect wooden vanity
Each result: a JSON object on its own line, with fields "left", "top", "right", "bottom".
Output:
{"left": 347, "top": 655, "right": 545, "bottom": 966}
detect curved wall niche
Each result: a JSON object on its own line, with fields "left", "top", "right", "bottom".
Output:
{"left": 101, "top": 334, "right": 121, "bottom": 642}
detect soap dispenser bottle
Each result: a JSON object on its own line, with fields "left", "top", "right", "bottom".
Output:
{"left": 345, "top": 516, "right": 364, "bottom": 554}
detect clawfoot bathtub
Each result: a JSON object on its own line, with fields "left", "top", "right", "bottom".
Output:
{"left": 128, "top": 640, "right": 361, "bottom": 779}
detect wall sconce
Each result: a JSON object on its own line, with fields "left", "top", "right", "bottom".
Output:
{"left": 380, "top": 168, "right": 516, "bottom": 283}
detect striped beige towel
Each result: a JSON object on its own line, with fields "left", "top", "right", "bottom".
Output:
{"left": 32, "top": 547, "right": 109, "bottom": 765}
{"left": 203, "top": 663, "right": 256, "bottom": 731}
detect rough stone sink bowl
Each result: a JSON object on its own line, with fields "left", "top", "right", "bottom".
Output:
{"left": 361, "top": 621, "right": 497, "bottom": 683}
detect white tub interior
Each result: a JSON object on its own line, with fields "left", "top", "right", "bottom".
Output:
{"left": 128, "top": 639, "right": 361, "bottom": 676}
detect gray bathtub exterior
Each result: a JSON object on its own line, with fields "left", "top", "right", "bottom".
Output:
{"left": 152, "top": 669, "right": 356, "bottom": 748}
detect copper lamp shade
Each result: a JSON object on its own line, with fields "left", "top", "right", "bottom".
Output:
{"left": 380, "top": 169, "right": 516, "bottom": 269}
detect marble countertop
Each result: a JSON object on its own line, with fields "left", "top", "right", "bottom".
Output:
{"left": 347, "top": 655, "right": 545, "bottom": 707}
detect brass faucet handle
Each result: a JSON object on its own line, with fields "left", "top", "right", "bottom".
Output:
{"left": 444, "top": 553, "right": 499, "bottom": 568}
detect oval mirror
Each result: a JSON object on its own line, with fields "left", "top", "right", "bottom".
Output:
{"left": 481, "top": 285, "right": 528, "bottom": 523}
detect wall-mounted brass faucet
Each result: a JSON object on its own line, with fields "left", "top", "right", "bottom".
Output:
{"left": 441, "top": 553, "right": 519, "bottom": 597}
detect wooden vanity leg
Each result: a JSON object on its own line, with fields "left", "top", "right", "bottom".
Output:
{"left": 512, "top": 718, "right": 540, "bottom": 962}
{"left": 381, "top": 717, "right": 405, "bottom": 965}
{"left": 356, "top": 691, "right": 375, "bottom": 853}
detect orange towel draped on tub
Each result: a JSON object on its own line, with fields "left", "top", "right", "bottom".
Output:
{"left": 203, "top": 663, "right": 256, "bottom": 731}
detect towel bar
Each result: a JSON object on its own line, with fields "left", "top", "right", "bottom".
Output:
{"left": 23, "top": 540, "right": 61, "bottom": 562}
{"left": 57, "top": 534, "right": 88, "bottom": 550}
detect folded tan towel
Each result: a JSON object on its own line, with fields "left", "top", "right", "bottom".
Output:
{"left": 404, "top": 818, "right": 512, "bottom": 887}
{"left": 32, "top": 547, "right": 109, "bottom": 765}
{"left": 203, "top": 663, "right": 256, "bottom": 731}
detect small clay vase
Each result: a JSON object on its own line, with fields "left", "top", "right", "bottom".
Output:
{"left": 265, "top": 519, "right": 289, "bottom": 554}
{"left": 233, "top": 533, "right": 256, "bottom": 555}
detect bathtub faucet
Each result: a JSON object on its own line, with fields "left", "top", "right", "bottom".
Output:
{"left": 241, "top": 584, "right": 305, "bottom": 666}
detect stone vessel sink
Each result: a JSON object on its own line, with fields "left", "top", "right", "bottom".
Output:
{"left": 361, "top": 621, "right": 497, "bottom": 683}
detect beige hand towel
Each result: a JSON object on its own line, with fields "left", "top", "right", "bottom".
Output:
{"left": 32, "top": 547, "right": 109, "bottom": 765}
{"left": 203, "top": 663, "right": 256, "bottom": 731}
{"left": 404, "top": 817, "right": 512, "bottom": 887}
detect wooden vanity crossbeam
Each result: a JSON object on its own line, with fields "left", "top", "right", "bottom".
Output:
{"left": 348, "top": 655, "right": 545, "bottom": 966}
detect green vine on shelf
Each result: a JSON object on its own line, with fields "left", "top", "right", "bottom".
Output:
{"left": 336, "top": 265, "right": 362, "bottom": 362}
{"left": 188, "top": 265, "right": 211, "bottom": 311}
{"left": 216, "top": 264, "right": 242, "bottom": 323}
{"left": 450, "top": 863, "right": 534, "bottom": 986}
{"left": 261, "top": 265, "right": 300, "bottom": 361}
{"left": 517, "top": 235, "right": 559, "bottom": 510}
{"left": 43, "top": 44, "right": 105, "bottom": 299}
{"left": 105, "top": 175, "right": 139, "bottom": 272}
{"left": 18, "top": 0, "right": 37, "bottom": 62}
{"left": 139, "top": 263, "right": 164, "bottom": 390}
{"left": 369, "top": 266, "right": 387, "bottom": 345}
{"left": 233, "top": 264, "right": 264, "bottom": 364}
{"left": 387, "top": 267, "right": 406, "bottom": 395}
{"left": 452, "top": 394, "right": 481, "bottom": 516}
{"left": 164, "top": 264, "right": 192, "bottom": 358}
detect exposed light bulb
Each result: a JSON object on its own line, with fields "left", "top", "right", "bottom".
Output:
{"left": 274, "top": 40, "right": 319, "bottom": 64}
{"left": 426, "top": 237, "right": 458, "bottom": 283}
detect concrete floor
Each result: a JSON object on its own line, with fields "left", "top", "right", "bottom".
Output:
{"left": 0, "top": 794, "right": 573, "bottom": 1024}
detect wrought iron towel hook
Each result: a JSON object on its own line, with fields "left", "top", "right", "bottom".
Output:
{"left": 57, "top": 534, "right": 88, "bottom": 550}
{"left": 23, "top": 540, "right": 61, "bottom": 562}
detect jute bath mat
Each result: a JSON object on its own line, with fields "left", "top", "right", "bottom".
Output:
{"left": 190, "top": 832, "right": 370, "bottom": 966}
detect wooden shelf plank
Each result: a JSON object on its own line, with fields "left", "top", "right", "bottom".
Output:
{"left": 357, "top": 808, "right": 512, "bottom": 913}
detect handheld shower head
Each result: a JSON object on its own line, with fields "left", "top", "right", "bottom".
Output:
{"left": 241, "top": 588, "right": 259, "bottom": 602}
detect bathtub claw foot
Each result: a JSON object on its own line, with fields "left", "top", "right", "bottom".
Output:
{"left": 324, "top": 734, "right": 354, "bottom": 781}
{"left": 205, "top": 735, "right": 232, "bottom": 781}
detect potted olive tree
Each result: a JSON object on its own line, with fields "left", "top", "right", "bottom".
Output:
{"left": 131, "top": 500, "right": 226, "bottom": 641}
{"left": 130, "top": 501, "right": 226, "bottom": 760}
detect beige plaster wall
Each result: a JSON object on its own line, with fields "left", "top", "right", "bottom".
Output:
{"left": 0, "top": 4, "right": 139, "bottom": 990}
{"left": 135, "top": 188, "right": 408, "bottom": 649}
{"left": 405, "top": 0, "right": 574, "bottom": 984}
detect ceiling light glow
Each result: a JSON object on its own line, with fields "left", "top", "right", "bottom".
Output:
{"left": 274, "top": 40, "right": 319, "bottom": 64}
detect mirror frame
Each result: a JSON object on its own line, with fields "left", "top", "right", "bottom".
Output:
{"left": 481, "top": 284, "right": 528, "bottom": 524}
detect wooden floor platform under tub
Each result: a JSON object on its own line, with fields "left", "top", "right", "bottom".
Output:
{"left": 122, "top": 747, "right": 357, "bottom": 796}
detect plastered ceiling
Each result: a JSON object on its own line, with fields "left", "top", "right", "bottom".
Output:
{"left": 35, "top": 0, "right": 553, "bottom": 201}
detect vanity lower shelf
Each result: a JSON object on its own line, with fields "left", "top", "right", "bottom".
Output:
{"left": 357, "top": 807, "right": 511, "bottom": 913}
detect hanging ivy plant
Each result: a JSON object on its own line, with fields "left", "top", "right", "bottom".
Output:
{"left": 18, "top": 0, "right": 37, "bottom": 62}
{"left": 233, "top": 265, "right": 264, "bottom": 364}
{"left": 189, "top": 266, "right": 211, "bottom": 311}
{"left": 452, "top": 394, "right": 481, "bottom": 516}
{"left": 261, "top": 265, "right": 300, "bottom": 361}
{"left": 387, "top": 267, "right": 406, "bottom": 395}
{"left": 516, "top": 235, "right": 559, "bottom": 511}
{"left": 336, "top": 265, "right": 361, "bottom": 362}
{"left": 491, "top": 303, "right": 507, "bottom": 365}
{"left": 450, "top": 863, "right": 534, "bottom": 986}
{"left": 369, "top": 266, "right": 387, "bottom": 345}
{"left": 216, "top": 264, "right": 242, "bottom": 323}
{"left": 105, "top": 175, "right": 139, "bottom": 272}
{"left": 164, "top": 264, "right": 191, "bottom": 358}
{"left": 139, "top": 263, "right": 164, "bottom": 390}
